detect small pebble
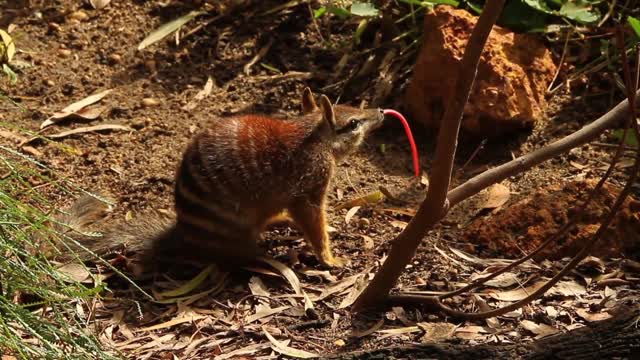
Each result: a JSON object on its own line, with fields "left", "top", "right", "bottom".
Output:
{"left": 108, "top": 54, "right": 122, "bottom": 64}
{"left": 58, "top": 49, "right": 72, "bottom": 58}
{"left": 68, "top": 10, "right": 89, "bottom": 21}
{"left": 44, "top": 79, "right": 55, "bottom": 87}
{"left": 142, "top": 98, "right": 160, "bottom": 107}
{"left": 48, "top": 22, "right": 61, "bottom": 32}
{"left": 358, "top": 217, "right": 370, "bottom": 228}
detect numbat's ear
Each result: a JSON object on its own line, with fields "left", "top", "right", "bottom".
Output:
{"left": 319, "top": 95, "right": 336, "bottom": 133}
{"left": 301, "top": 87, "right": 319, "bottom": 114}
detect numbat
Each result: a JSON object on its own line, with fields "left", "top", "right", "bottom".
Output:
{"left": 61, "top": 88, "right": 384, "bottom": 268}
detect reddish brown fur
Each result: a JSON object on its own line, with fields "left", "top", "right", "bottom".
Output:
{"left": 58, "top": 89, "right": 384, "bottom": 269}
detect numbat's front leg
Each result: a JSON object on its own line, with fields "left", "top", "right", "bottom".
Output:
{"left": 289, "top": 196, "right": 345, "bottom": 268}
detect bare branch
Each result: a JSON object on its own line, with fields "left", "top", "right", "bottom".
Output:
{"left": 448, "top": 89, "right": 640, "bottom": 207}
{"left": 353, "top": 0, "right": 507, "bottom": 311}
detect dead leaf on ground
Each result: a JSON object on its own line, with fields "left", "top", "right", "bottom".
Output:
{"left": 345, "top": 206, "right": 361, "bottom": 224}
{"left": 182, "top": 76, "right": 215, "bottom": 111}
{"left": 47, "top": 124, "right": 133, "bottom": 140}
{"left": 298, "top": 269, "right": 337, "bottom": 283}
{"left": 338, "top": 275, "right": 368, "bottom": 309}
{"left": 41, "top": 89, "right": 112, "bottom": 129}
{"left": 139, "top": 313, "right": 206, "bottom": 332}
{"left": 158, "top": 264, "right": 215, "bottom": 298}
{"left": 90, "top": 0, "right": 111, "bottom": 10}
{"left": 334, "top": 190, "right": 384, "bottom": 210}
{"left": 137, "top": 11, "right": 205, "bottom": 51}
{"left": 454, "top": 325, "right": 489, "bottom": 340}
{"left": 482, "top": 183, "right": 510, "bottom": 210}
{"left": 245, "top": 305, "right": 290, "bottom": 323}
{"left": 488, "top": 279, "right": 586, "bottom": 301}
{"left": 470, "top": 272, "right": 519, "bottom": 288}
{"left": 214, "top": 342, "right": 271, "bottom": 360}
{"left": 262, "top": 326, "right": 318, "bottom": 358}
{"left": 520, "top": 320, "right": 559, "bottom": 338}
{"left": 390, "top": 220, "right": 408, "bottom": 230}
{"left": 257, "top": 256, "right": 302, "bottom": 295}
{"left": 361, "top": 235, "right": 374, "bottom": 250}
{"left": 417, "top": 322, "right": 457, "bottom": 342}
{"left": 57, "top": 263, "right": 91, "bottom": 283}
{"left": 310, "top": 274, "right": 360, "bottom": 302}
{"left": 248, "top": 276, "right": 271, "bottom": 298}
{"left": 575, "top": 308, "right": 612, "bottom": 322}
{"left": 596, "top": 278, "right": 631, "bottom": 288}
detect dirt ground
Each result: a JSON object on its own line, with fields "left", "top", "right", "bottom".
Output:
{"left": 1, "top": 1, "right": 639, "bottom": 359}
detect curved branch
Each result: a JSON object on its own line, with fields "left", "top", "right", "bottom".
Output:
{"left": 353, "top": 0, "right": 507, "bottom": 311}
{"left": 447, "top": 90, "right": 640, "bottom": 207}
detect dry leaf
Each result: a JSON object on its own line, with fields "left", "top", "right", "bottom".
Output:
{"left": 47, "top": 124, "right": 132, "bottom": 139}
{"left": 57, "top": 263, "right": 91, "bottom": 283}
{"left": 311, "top": 274, "right": 360, "bottom": 302}
{"left": 470, "top": 272, "right": 519, "bottom": 288}
{"left": 262, "top": 326, "right": 318, "bottom": 358}
{"left": 361, "top": 235, "right": 374, "bottom": 250}
{"left": 482, "top": 183, "right": 510, "bottom": 210}
{"left": 138, "top": 11, "right": 204, "bottom": 50}
{"left": 248, "top": 276, "right": 271, "bottom": 297}
{"left": 140, "top": 313, "right": 205, "bottom": 331}
{"left": 454, "top": 325, "right": 489, "bottom": 340}
{"left": 334, "top": 190, "right": 384, "bottom": 210}
{"left": 596, "top": 278, "right": 631, "bottom": 288}
{"left": 41, "top": 89, "right": 112, "bottom": 128}
{"left": 488, "top": 280, "right": 586, "bottom": 301}
{"left": 575, "top": 308, "right": 612, "bottom": 322}
{"left": 390, "top": 220, "right": 408, "bottom": 230}
{"left": 182, "top": 77, "right": 214, "bottom": 111}
{"left": 158, "top": 265, "right": 215, "bottom": 298}
{"left": 74, "top": 105, "right": 107, "bottom": 120}
{"left": 381, "top": 207, "right": 417, "bottom": 217}
{"left": 298, "top": 269, "right": 337, "bottom": 283}
{"left": 89, "top": 0, "right": 111, "bottom": 10}
{"left": 417, "top": 322, "right": 457, "bottom": 342}
{"left": 345, "top": 206, "right": 361, "bottom": 224}
{"left": 569, "top": 161, "right": 588, "bottom": 170}
{"left": 520, "top": 320, "right": 559, "bottom": 338}
{"left": 214, "top": 342, "right": 270, "bottom": 360}
{"left": 257, "top": 256, "right": 302, "bottom": 295}
{"left": 0, "top": 30, "right": 16, "bottom": 62}
{"left": 376, "top": 325, "right": 421, "bottom": 335}
{"left": 338, "top": 276, "right": 368, "bottom": 309}
{"left": 245, "top": 305, "right": 290, "bottom": 323}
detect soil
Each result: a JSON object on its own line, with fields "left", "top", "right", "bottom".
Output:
{"left": 1, "top": 1, "right": 639, "bottom": 359}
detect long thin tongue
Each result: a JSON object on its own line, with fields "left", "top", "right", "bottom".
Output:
{"left": 383, "top": 109, "right": 420, "bottom": 178}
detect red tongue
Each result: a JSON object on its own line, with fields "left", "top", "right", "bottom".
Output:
{"left": 383, "top": 109, "right": 420, "bottom": 177}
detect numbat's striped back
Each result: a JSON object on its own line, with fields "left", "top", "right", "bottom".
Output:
{"left": 172, "top": 88, "right": 384, "bottom": 267}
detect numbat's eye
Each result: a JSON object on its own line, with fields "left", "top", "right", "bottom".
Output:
{"left": 347, "top": 119, "right": 360, "bottom": 130}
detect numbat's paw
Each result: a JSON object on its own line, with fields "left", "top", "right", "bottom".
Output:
{"left": 320, "top": 255, "right": 347, "bottom": 268}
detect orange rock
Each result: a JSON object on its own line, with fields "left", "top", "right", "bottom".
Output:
{"left": 405, "top": 6, "right": 557, "bottom": 136}
{"left": 462, "top": 180, "right": 640, "bottom": 261}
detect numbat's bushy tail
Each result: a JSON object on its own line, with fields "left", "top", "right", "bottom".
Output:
{"left": 55, "top": 88, "right": 384, "bottom": 270}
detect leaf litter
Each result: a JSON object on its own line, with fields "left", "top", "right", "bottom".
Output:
{"left": 7, "top": 1, "right": 640, "bottom": 358}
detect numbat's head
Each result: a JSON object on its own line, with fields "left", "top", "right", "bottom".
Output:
{"left": 301, "top": 88, "right": 384, "bottom": 161}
